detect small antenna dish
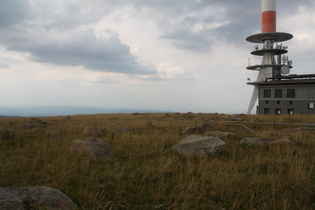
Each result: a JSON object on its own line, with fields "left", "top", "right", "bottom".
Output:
{"left": 288, "top": 60, "right": 293, "bottom": 66}
{"left": 281, "top": 65, "right": 290, "bottom": 74}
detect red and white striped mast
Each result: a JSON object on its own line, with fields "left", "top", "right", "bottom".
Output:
{"left": 246, "top": 0, "right": 293, "bottom": 114}
{"left": 262, "top": 0, "right": 276, "bottom": 33}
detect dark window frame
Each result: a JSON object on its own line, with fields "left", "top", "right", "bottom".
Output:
{"left": 287, "top": 89, "right": 295, "bottom": 98}
{"left": 264, "top": 89, "right": 271, "bottom": 98}
{"left": 275, "top": 89, "right": 283, "bottom": 98}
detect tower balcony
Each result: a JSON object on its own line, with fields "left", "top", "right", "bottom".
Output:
{"left": 246, "top": 64, "right": 292, "bottom": 71}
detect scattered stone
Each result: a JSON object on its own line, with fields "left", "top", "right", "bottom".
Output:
{"left": 116, "top": 127, "right": 135, "bottom": 133}
{"left": 0, "top": 128, "right": 14, "bottom": 140}
{"left": 0, "top": 186, "right": 77, "bottom": 210}
{"left": 205, "top": 131, "right": 237, "bottom": 139}
{"left": 182, "top": 123, "right": 212, "bottom": 135}
{"left": 172, "top": 135, "right": 228, "bottom": 157}
{"left": 71, "top": 138, "right": 113, "bottom": 159}
{"left": 240, "top": 137, "right": 294, "bottom": 147}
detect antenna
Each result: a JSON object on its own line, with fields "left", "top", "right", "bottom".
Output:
{"left": 281, "top": 65, "right": 290, "bottom": 74}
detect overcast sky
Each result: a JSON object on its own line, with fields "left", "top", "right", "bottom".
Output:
{"left": 0, "top": 0, "right": 314, "bottom": 114}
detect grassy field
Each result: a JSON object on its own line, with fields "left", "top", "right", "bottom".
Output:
{"left": 0, "top": 113, "right": 315, "bottom": 209}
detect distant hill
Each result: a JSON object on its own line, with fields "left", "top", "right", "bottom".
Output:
{"left": 0, "top": 106, "right": 164, "bottom": 117}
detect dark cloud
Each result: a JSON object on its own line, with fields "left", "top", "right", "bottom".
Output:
{"left": 160, "top": 29, "right": 213, "bottom": 52}
{"left": 0, "top": 0, "right": 31, "bottom": 27}
{"left": 159, "top": 0, "right": 314, "bottom": 52}
{"left": 0, "top": 0, "right": 155, "bottom": 74}
{"left": 0, "top": 0, "right": 313, "bottom": 66}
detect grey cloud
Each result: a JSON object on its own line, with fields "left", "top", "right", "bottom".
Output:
{"left": 158, "top": 0, "right": 314, "bottom": 52}
{"left": 0, "top": 0, "right": 155, "bottom": 74}
{"left": 4, "top": 28, "right": 154, "bottom": 74}
{"left": 0, "top": 0, "right": 31, "bottom": 27}
{"left": 160, "top": 29, "right": 212, "bottom": 52}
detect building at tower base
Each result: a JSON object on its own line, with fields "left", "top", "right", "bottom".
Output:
{"left": 247, "top": 75, "right": 315, "bottom": 115}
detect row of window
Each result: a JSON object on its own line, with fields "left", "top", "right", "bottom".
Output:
{"left": 265, "top": 101, "right": 293, "bottom": 105}
{"left": 263, "top": 103, "right": 314, "bottom": 114}
{"left": 264, "top": 108, "right": 294, "bottom": 114}
{"left": 263, "top": 89, "right": 295, "bottom": 98}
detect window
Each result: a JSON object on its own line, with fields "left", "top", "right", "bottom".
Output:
{"left": 288, "top": 109, "right": 294, "bottom": 114}
{"left": 264, "top": 89, "right": 271, "bottom": 98}
{"left": 309, "top": 103, "right": 314, "bottom": 109}
{"left": 287, "top": 89, "right": 295, "bottom": 98}
{"left": 275, "top": 108, "right": 281, "bottom": 115}
{"left": 264, "top": 108, "right": 270, "bottom": 114}
{"left": 275, "top": 89, "right": 283, "bottom": 98}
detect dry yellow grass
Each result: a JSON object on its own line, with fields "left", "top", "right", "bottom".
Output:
{"left": 0, "top": 113, "right": 315, "bottom": 209}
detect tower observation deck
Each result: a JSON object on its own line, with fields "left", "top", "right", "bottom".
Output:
{"left": 246, "top": 32, "right": 293, "bottom": 79}
{"left": 246, "top": 0, "right": 294, "bottom": 114}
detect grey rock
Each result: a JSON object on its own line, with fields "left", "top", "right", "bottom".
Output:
{"left": 0, "top": 186, "right": 77, "bottom": 210}
{"left": 240, "top": 137, "right": 294, "bottom": 146}
{"left": 71, "top": 138, "right": 113, "bottom": 159}
{"left": 172, "top": 135, "right": 228, "bottom": 157}
{"left": 182, "top": 123, "right": 212, "bottom": 135}
{"left": 0, "top": 128, "right": 14, "bottom": 140}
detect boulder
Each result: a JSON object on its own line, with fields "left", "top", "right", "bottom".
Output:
{"left": 71, "top": 138, "right": 113, "bottom": 159}
{"left": 182, "top": 123, "right": 212, "bottom": 135}
{"left": 0, "top": 186, "right": 77, "bottom": 210}
{"left": 240, "top": 137, "right": 294, "bottom": 147}
{"left": 0, "top": 128, "right": 14, "bottom": 140}
{"left": 172, "top": 135, "right": 228, "bottom": 157}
